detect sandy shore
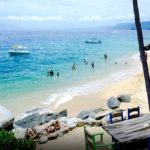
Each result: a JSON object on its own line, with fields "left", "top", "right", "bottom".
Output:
{"left": 43, "top": 70, "right": 149, "bottom": 150}
{"left": 53, "top": 52, "right": 150, "bottom": 117}
{"left": 55, "top": 69, "right": 149, "bottom": 117}
{"left": 39, "top": 54, "right": 150, "bottom": 150}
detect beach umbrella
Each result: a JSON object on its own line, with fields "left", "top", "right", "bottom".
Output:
{"left": 132, "top": 0, "right": 150, "bottom": 110}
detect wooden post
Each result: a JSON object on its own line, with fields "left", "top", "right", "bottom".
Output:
{"left": 132, "top": 0, "right": 150, "bottom": 111}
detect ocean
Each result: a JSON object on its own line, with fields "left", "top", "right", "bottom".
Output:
{"left": 0, "top": 29, "right": 150, "bottom": 112}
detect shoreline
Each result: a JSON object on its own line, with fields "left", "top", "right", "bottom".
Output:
{"left": 55, "top": 52, "right": 150, "bottom": 116}
{"left": 55, "top": 72, "right": 149, "bottom": 117}
{"left": 1, "top": 52, "right": 149, "bottom": 117}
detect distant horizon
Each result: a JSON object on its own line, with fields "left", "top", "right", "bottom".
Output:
{"left": 0, "top": 0, "right": 150, "bottom": 30}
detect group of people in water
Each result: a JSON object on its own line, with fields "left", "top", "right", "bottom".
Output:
{"left": 47, "top": 70, "right": 59, "bottom": 77}
{"left": 72, "top": 53, "right": 107, "bottom": 70}
{"left": 47, "top": 53, "right": 128, "bottom": 77}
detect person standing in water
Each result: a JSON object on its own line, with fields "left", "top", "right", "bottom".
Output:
{"left": 83, "top": 58, "right": 88, "bottom": 65}
{"left": 50, "top": 70, "right": 54, "bottom": 76}
{"left": 91, "top": 61, "right": 94, "bottom": 68}
{"left": 104, "top": 53, "right": 107, "bottom": 59}
{"left": 57, "top": 72, "right": 59, "bottom": 76}
{"left": 72, "top": 62, "right": 76, "bottom": 70}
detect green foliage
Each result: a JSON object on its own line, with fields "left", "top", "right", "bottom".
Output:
{"left": 0, "top": 130, "right": 36, "bottom": 150}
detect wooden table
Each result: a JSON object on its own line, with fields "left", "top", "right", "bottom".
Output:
{"left": 102, "top": 114, "right": 150, "bottom": 150}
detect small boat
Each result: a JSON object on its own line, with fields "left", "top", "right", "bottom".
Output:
{"left": 8, "top": 45, "right": 30, "bottom": 55}
{"left": 85, "top": 39, "right": 101, "bottom": 44}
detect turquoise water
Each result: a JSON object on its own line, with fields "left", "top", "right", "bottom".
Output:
{"left": 0, "top": 29, "right": 150, "bottom": 108}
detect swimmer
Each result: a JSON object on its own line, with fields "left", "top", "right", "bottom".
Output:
{"left": 115, "top": 62, "right": 117, "bottom": 64}
{"left": 125, "top": 62, "right": 127, "bottom": 64}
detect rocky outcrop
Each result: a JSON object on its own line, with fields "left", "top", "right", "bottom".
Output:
{"left": 57, "top": 109, "right": 67, "bottom": 118}
{"left": 0, "top": 105, "right": 14, "bottom": 129}
{"left": 77, "top": 108, "right": 104, "bottom": 119}
{"left": 117, "top": 94, "right": 131, "bottom": 103}
{"left": 107, "top": 97, "right": 120, "bottom": 109}
{"left": 95, "top": 109, "right": 111, "bottom": 120}
{"left": 14, "top": 108, "right": 67, "bottom": 128}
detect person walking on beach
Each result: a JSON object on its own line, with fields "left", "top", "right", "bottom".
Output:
{"left": 104, "top": 53, "right": 107, "bottom": 60}
{"left": 91, "top": 61, "right": 94, "bottom": 68}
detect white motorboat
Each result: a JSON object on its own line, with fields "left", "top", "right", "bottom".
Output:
{"left": 8, "top": 45, "right": 30, "bottom": 55}
{"left": 85, "top": 39, "right": 101, "bottom": 44}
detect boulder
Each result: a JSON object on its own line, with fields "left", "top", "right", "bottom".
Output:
{"left": 14, "top": 108, "right": 55, "bottom": 128}
{"left": 57, "top": 131, "right": 64, "bottom": 137}
{"left": 84, "top": 118, "right": 98, "bottom": 126}
{"left": 48, "top": 132, "right": 58, "bottom": 140}
{"left": 117, "top": 94, "right": 131, "bottom": 103}
{"left": 107, "top": 97, "right": 120, "bottom": 109}
{"left": 95, "top": 109, "right": 110, "bottom": 120}
{"left": 77, "top": 108, "right": 103, "bottom": 119}
{"left": 0, "top": 105, "right": 14, "bottom": 129}
{"left": 39, "top": 136, "right": 48, "bottom": 144}
{"left": 13, "top": 127, "right": 27, "bottom": 139}
{"left": 89, "top": 112, "right": 96, "bottom": 118}
{"left": 57, "top": 109, "right": 67, "bottom": 118}
{"left": 77, "top": 111, "right": 89, "bottom": 119}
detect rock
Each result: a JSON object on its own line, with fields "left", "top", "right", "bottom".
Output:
{"left": 95, "top": 109, "right": 111, "bottom": 120}
{"left": 59, "top": 117, "right": 84, "bottom": 128}
{"left": 89, "top": 112, "right": 96, "bottom": 118}
{"left": 57, "top": 109, "right": 67, "bottom": 118}
{"left": 0, "top": 105, "right": 14, "bottom": 129}
{"left": 77, "top": 108, "right": 104, "bottom": 119}
{"left": 84, "top": 118, "right": 98, "bottom": 126}
{"left": 59, "top": 126, "right": 69, "bottom": 134}
{"left": 117, "top": 94, "right": 131, "bottom": 103}
{"left": 57, "top": 131, "right": 64, "bottom": 137}
{"left": 77, "top": 111, "right": 89, "bottom": 119}
{"left": 13, "top": 127, "right": 27, "bottom": 139}
{"left": 107, "top": 97, "right": 120, "bottom": 109}
{"left": 48, "top": 132, "right": 58, "bottom": 140}
{"left": 14, "top": 108, "right": 55, "bottom": 128}
{"left": 39, "top": 136, "right": 48, "bottom": 144}
{"left": 100, "top": 120, "right": 107, "bottom": 126}
{"left": 76, "top": 122, "right": 85, "bottom": 127}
